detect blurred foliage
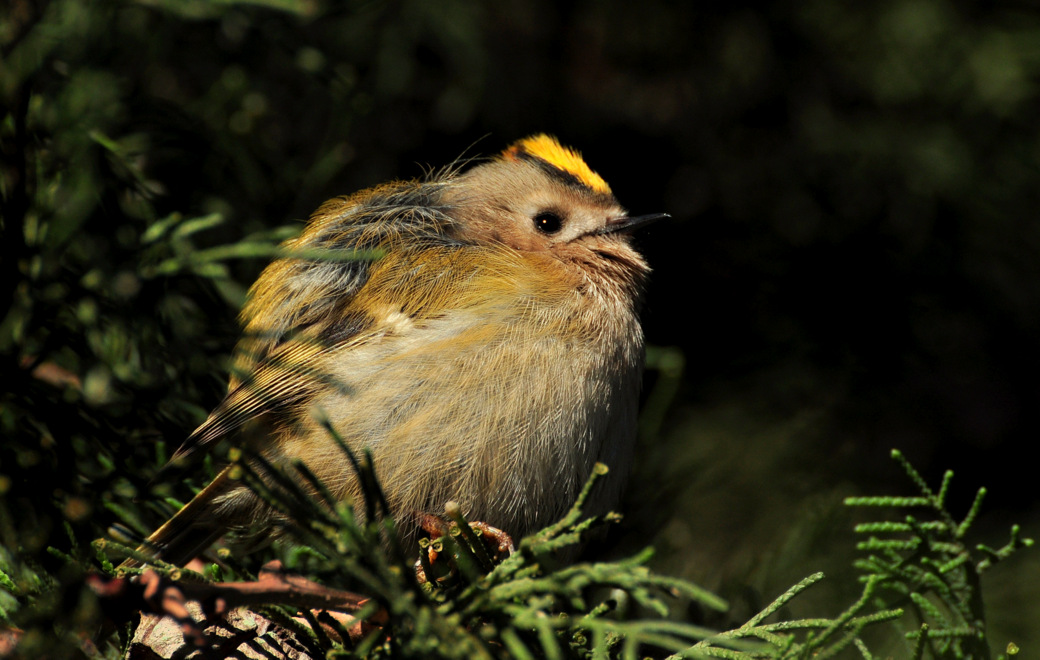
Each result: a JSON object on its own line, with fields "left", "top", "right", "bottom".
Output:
{"left": 2, "top": 0, "right": 1038, "bottom": 657}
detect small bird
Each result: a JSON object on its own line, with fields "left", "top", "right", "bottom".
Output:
{"left": 133, "top": 134, "right": 664, "bottom": 566}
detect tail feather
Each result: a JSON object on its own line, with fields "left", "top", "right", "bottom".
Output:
{"left": 118, "top": 466, "right": 234, "bottom": 570}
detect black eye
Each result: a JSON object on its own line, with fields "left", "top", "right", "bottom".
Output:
{"left": 534, "top": 211, "right": 563, "bottom": 234}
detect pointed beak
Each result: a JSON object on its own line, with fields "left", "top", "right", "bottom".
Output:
{"left": 598, "top": 213, "right": 670, "bottom": 235}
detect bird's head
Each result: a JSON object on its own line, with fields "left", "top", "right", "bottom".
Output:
{"left": 446, "top": 134, "right": 665, "bottom": 276}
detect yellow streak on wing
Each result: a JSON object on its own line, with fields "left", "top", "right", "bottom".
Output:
{"left": 503, "top": 134, "right": 612, "bottom": 196}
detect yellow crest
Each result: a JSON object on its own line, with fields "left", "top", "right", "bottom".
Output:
{"left": 502, "top": 134, "right": 612, "bottom": 196}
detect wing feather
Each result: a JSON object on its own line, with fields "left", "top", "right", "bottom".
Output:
{"left": 167, "top": 177, "right": 458, "bottom": 465}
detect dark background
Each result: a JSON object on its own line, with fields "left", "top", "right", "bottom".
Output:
{"left": 2, "top": 0, "right": 1037, "bottom": 652}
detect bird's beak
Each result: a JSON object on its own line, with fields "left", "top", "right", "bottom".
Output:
{"left": 598, "top": 213, "right": 670, "bottom": 235}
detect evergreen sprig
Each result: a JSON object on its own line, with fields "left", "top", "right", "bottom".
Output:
{"left": 219, "top": 438, "right": 737, "bottom": 659}
{"left": 844, "top": 449, "right": 1034, "bottom": 659}
{"left": 89, "top": 441, "right": 1030, "bottom": 659}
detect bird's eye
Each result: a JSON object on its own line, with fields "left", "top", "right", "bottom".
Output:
{"left": 534, "top": 211, "right": 563, "bottom": 234}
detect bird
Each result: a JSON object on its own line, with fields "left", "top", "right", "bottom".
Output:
{"left": 129, "top": 134, "right": 664, "bottom": 567}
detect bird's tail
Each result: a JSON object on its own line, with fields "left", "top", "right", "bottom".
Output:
{"left": 117, "top": 466, "right": 234, "bottom": 570}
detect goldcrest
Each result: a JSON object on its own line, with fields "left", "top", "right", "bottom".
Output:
{"left": 136, "top": 135, "right": 663, "bottom": 564}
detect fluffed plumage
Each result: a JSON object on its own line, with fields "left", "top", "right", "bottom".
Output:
{"left": 133, "top": 135, "right": 659, "bottom": 566}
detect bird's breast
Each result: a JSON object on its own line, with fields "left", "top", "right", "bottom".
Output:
{"left": 278, "top": 245, "right": 645, "bottom": 537}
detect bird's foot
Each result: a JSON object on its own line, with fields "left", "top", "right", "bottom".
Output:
{"left": 414, "top": 514, "right": 514, "bottom": 585}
